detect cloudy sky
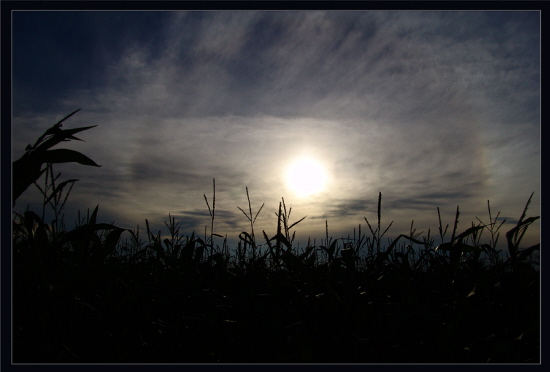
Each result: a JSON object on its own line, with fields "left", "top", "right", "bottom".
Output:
{"left": 12, "top": 10, "right": 540, "bottom": 250}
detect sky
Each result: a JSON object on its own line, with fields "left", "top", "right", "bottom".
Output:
{"left": 11, "top": 10, "right": 540, "bottom": 251}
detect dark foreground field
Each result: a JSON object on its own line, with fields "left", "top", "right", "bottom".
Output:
{"left": 12, "top": 213, "right": 539, "bottom": 363}
{"left": 11, "top": 113, "right": 540, "bottom": 363}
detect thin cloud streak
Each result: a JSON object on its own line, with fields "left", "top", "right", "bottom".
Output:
{"left": 12, "top": 11, "right": 540, "bottom": 248}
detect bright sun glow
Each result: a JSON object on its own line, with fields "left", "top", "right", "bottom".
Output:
{"left": 285, "top": 157, "right": 328, "bottom": 197}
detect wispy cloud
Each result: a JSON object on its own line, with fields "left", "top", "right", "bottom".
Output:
{"left": 12, "top": 11, "right": 540, "bottom": 247}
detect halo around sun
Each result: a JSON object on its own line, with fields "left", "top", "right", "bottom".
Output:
{"left": 285, "top": 157, "right": 328, "bottom": 198}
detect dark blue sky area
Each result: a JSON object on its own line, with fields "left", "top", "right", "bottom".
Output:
{"left": 13, "top": 11, "right": 169, "bottom": 112}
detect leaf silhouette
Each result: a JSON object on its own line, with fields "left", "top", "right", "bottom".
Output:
{"left": 452, "top": 225, "right": 485, "bottom": 244}
{"left": 42, "top": 149, "right": 101, "bottom": 167}
{"left": 44, "top": 178, "right": 79, "bottom": 205}
{"left": 35, "top": 125, "right": 97, "bottom": 153}
{"left": 12, "top": 110, "right": 100, "bottom": 205}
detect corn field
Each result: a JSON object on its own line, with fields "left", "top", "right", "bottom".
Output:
{"left": 12, "top": 112, "right": 539, "bottom": 363}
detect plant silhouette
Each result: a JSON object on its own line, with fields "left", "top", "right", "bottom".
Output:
{"left": 12, "top": 109, "right": 100, "bottom": 205}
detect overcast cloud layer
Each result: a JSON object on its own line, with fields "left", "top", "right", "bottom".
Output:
{"left": 12, "top": 11, "right": 540, "bottom": 249}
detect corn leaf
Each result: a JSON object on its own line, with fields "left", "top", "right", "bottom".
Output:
{"left": 516, "top": 243, "right": 540, "bottom": 262}
{"left": 239, "top": 231, "right": 256, "bottom": 247}
{"left": 101, "top": 227, "right": 126, "bottom": 258}
{"left": 453, "top": 225, "right": 486, "bottom": 244}
{"left": 269, "top": 232, "right": 292, "bottom": 250}
{"left": 35, "top": 125, "right": 97, "bottom": 153}
{"left": 375, "top": 234, "right": 426, "bottom": 264}
{"left": 89, "top": 205, "right": 99, "bottom": 226}
{"left": 436, "top": 242, "right": 482, "bottom": 253}
{"left": 43, "top": 149, "right": 101, "bottom": 167}
{"left": 288, "top": 215, "right": 307, "bottom": 230}
{"left": 45, "top": 178, "right": 79, "bottom": 204}
{"left": 506, "top": 215, "right": 540, "bottom": 260}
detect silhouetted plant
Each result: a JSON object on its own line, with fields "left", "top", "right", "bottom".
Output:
{"left": 237, "top": 186, "right": 264, "bottom": 263}
{"left": 13, "top": 109, "right": 100, "bottom": 205}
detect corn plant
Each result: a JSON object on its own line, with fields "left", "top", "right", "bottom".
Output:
{"left": 237, "top": 186, "right": 264, "bottom": 265}
{"left": 61, "top": 205, "right": 126, "bottom": 265}
{"left": 364, "top": 192, "right": 394, "bottom": 257}
{"left": 504, "top": 192, "right": 540, "bottom": 267}
{"left": 13, "top": 109, "right": 100, "bottom": 205}
{"left": 476, "top": 200, "right": 507, "bottom": 266}
{"left": 12, "top": 109, "right": 102, "bottom": 256}
{"left": 261, "top": 197, "right": 307, "bottom": 271}
{"left": 203, "top": 178, "right": 225, "bottom": 257}
{"left": 13, "top": 111, "right": 129, "bottom": 266}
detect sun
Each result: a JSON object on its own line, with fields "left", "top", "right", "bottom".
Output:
{"left": 285, "top": 157, "right": 328, "bottom": 198}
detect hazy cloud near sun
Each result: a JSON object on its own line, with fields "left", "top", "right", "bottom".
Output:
{"left": 12, "top": 11, "right": 539, "bottom": 245}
